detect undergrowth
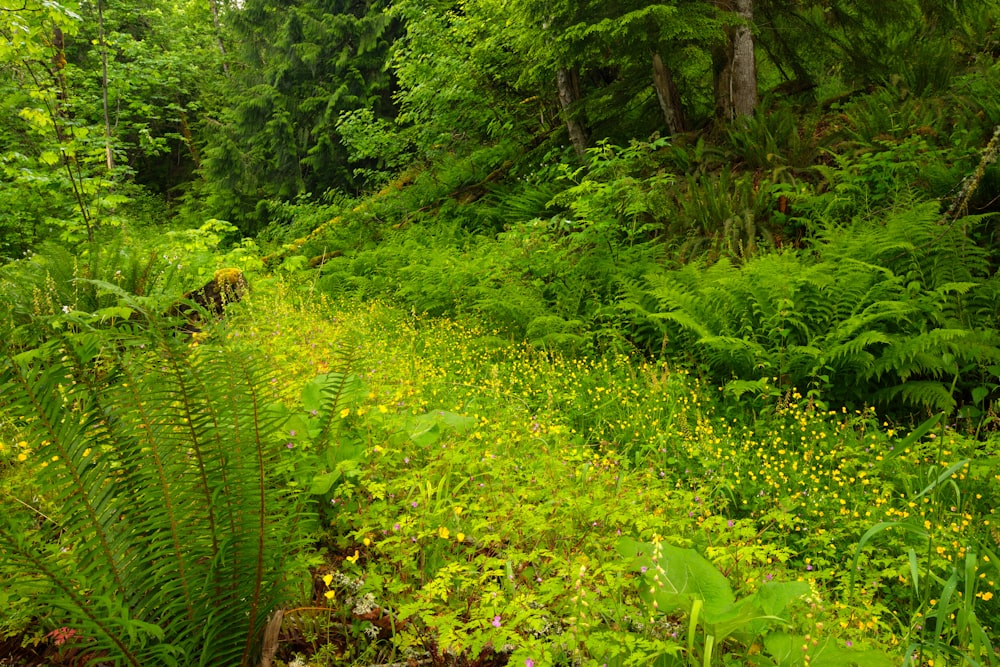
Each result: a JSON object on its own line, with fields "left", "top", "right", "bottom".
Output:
{"left": 216, "top": 285, "right": 999, "bottom": 666}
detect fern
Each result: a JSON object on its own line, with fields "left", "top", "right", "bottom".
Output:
{"left": 622, "top": 202, "right": 1000, "bottom": 415}
{"left": 315, "top": 339, "right": 362, "bottom": 446}
{"left": 0, "top": 312, "right": 306, "bottom": 665}
{"left": 876, "top": 381, "right": 959, "bottom": 414}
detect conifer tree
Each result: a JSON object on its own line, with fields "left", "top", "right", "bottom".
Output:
{"left": 200, "top": 0, "right": 400, "bottom": 230}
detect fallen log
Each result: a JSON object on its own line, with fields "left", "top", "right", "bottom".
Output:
{"left": 167, "top": 267, "right": 249, "bottom": 331}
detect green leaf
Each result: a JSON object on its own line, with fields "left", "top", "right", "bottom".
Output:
{"left": 406, "top": 410, "right": 475, "bottom": 447}
{"left": 751, "top": 581, "right": 811, "bottom": 617}
{"left": 913, "top": 458, "right": 970, "bottom": 500}
{"left": 617, "top": 537, "right": 735, "bottom": 618}
{"left": 309, "top": 470, "right": 342, "bottom": 496}
{"left": 301, "top": 375, "right": 326, "bottom": 415}
{"left": 764, "top": 633, "right": 895, "bottom": 667}
{"left": 39, "top": 150, "right": 61, "bottom": 166}
{"left": 92, "top": 306, "right": 134, "bottom": 322}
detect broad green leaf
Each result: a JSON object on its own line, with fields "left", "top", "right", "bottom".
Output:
{"left": 409, "top": 421, "right": 442, "bottom": 447}
{"left": 751, "top": 581, "right": 811, "bottom": 617}
{"left": 617, "top": 537, "right": 735, "bottom": 618}
{"left": 764, "top": 633, "right": 895, "bottom": 667}
{"left": 93, "top": 306, "right": 134, "bottom": 322}
{"left": 309, "top": 470, "right": 341, "bottom": 496}
{"left": 301, "top": 375, "right": 326, "bottom": 414}
{"left": 406, "top": 410, "right": 475, "bottom": 447}
{"left": 39, "top": 151, "right": 61, "bottom": 166}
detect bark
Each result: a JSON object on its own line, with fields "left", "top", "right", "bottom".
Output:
{"left": 713, "top": 0, "right": 758, "bottom": 121}
{"left": 178, "top": 106, "right": 201, "bottom": 169}
{"left": 50, "top": 26, "right": 68, "bottom": 133}
{"left": 557, "top": 66, "right": 588, "bottom": 159}
{"left": 208, "top": 0, "right": 230, "bottom": 76}
{"left": 98, "top": 0, "right": 114, "bottom": 171}
{"left": 37, "top": 30, "right": 92, "bottom": 237}
{"left": 947, "top": 124, "right": 1000, "bottom": 219}
{"left": 651, "top": 52, "right": 686, "bottom": 136}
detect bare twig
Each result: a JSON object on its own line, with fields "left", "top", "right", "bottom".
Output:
{"left": 4, "top": 493, "right": 59, "bottom": 526}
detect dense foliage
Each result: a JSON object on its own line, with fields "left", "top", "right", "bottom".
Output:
{"left": 2, "top": 0, "right": 1000, "bottom": 665}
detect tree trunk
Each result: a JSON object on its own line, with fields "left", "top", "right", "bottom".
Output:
{"left": 178, "top": 105, "right": 202, "bottom": 169}
{"left": 42, "top": 28, "right": 93, "bottom": 239}
{"left": 98, "top": 0, "right": 114, "bottom": 171}
{"left": 713, "top": 0, "right": 758, "bottom": 121}
{"left": 208, "top": 0, "right": 230, "bottom": 76}
{"left": 556, "top": 66, "right": 588, "bottom": 159}
{"left": 651, "top": 53, "right": 686, "bottom": 136}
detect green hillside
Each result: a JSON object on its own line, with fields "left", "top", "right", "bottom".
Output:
{"left": 1, "top": 1, "right": 999, "bottom": 665}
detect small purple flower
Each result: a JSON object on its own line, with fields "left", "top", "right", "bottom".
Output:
{"left": 404, "top": 457, "right": 410, "bottom": 464}
{"left": 526, "top": 660, "right": 535, "bottom": 667}
{"left": 289, "top": 430, "right": 296, "bottom": 437}
{"left": 411, "top": 501, "right": 418, "bottom": 508}
{"left": 640, "top": 566, "right": 648, "bottom": 574}
{"left": 727, "top": 520, "right": 734, "bottom": 528}
{"left": 286, "top": 443, "right": 294, "bottom": 449}
{"left": 845, "top": 640, "right": 853, "bottom": 647}
{"left": 393, "top": 524, "right": 400, "bottom": 531}
{"left": 492, "top": 615, "right": 502, "bottom": 628}
{"left": 806, "top": 564, "right": 813, "bottom": 571}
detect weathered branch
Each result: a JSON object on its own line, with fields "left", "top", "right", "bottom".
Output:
{"left": 947, "top": 124, "right": 1000, "bottom": 219}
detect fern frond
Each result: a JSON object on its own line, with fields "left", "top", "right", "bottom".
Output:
{"left": 655, "top": 311, "right": 714, "bottom": 340}
{"left": 824, "top": 330, "right": 888, "bottom": 369}
{"left": 0, "top": 314, "right": 306, "bottom": 666}
{"left": 876, "top": 381, "right": 957, "bottom": 413}
{"left": 700, "top": 335, "right": 769, "bottom": 377}
{"left": 316, "top": 338, "right": 361, "bottom": 445}
{"left": 872, "top": 329, "right": 976, "bottom": 381}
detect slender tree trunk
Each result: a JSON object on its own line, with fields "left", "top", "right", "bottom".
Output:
{"left": 98, "top": 0, "right": 114, "bottom": 171}
{"left": 50, "top": 27, "right": 68, "bottom": 141}
{"left": 208, "top": 0, "right": 230, "bottom": 76}
{"left": 556, "top": 66, "right": 588, "bottom": 159}
{"left": 178, "top": 105, "right": 202, "bottom": 169}
{"left": 37, "top": 30, "right": 93, "bottom": 239}
{"left": 651, "top": 53, "right": 686, "bottom": 135}
{"left": 713, "top": 0, "right": 758, "bottom": 121}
